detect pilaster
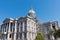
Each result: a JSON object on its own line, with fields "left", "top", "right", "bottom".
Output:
{"left": 7, "top": 22, "right": 11, "bottom": 40}
{"left": 14, "top": 20, "right": 17, "bottom": 40}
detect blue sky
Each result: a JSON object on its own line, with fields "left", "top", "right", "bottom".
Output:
{"left": 0, "top": 0, "right": 60, "bottom": 25}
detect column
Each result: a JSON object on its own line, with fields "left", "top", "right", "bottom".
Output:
{"left": 6, "top": 23, "right": 8, "bottom": 40}
{"left": 22, "top": 22, "right": 24, "bottom": 40}
{"left": 7, "top": 22, "right": 11, "bottom": 40}
{"left": 14, "top": 20, "right": 17, "bottom": 40}
{"left": 55, "top": 22, "right": 58, "bottom": 30}
{"left": 22, "top": 33, "right": 24, "bottom": 40}
{"left": 23, "top": 22, "right": 24, "bottom": 31}
{"left": 50, "top": 24, "right": 53, "bottom": 30}
{"left": 6, "top": 24, "right": 8, "bottom": 32}
{"left": 27, "top": 32, "right": 29, "bottom": 40}
{"left": 19, "top": 23, "right": 21, "bottom": 32}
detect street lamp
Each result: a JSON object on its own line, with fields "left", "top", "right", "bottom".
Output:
{"left": 4, "top": 32, "right": 7, "bottom": 40}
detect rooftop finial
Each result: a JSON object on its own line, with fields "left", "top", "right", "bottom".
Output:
{"left": 28, "top": 8, "right": 35, "bottom": 14}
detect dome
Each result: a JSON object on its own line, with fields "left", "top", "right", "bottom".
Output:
{"left": 29, "top": 8, "right": 35, "bottom": 14}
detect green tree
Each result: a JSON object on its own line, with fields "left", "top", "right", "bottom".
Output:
{"left": 0, "top": 32, "right": 2, "bottom": 39}
{"left": 54, "top": 29, "right": 60, "bottom": 38}
{"left": 50, "top": 29, "right": 60, "bottom": 39}
{"left": 35, "top": 32, "right": 45, "bottom": 40}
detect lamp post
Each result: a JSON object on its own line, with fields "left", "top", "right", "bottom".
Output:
{"left": 4, "top": 32, "right": 7, "bottom": 40}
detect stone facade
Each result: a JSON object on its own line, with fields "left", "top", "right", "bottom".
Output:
{"left": 38, "top": 21, "right": 59, "bottom": 40}
{"left": 1, "top": 8, "right": 38, "bottom": 40}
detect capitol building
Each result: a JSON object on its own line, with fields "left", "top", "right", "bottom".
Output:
{"left": 0, "top": 8, "right": 59, "bottom": 40}
{"left": 1, "top": 8, "right": 38, "bottom": 40}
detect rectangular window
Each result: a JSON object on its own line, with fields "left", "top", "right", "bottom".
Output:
{"left": 16, "top": 33, "right": 18, "bottom": 39}
{"left": 25, "top": 26, "right": 27, "bottom": 31}
{"left": 24, "top": 33, "right": 26, "bottom": 38}
{"left": 20, "top": 27, "right": 22, "bottom": 32}
{"left": 5, "top": 27, "right": 6, "bottom": 32}
{"left": 9, "top": 34, "right": 11, "bottom": 38}
{"left": 10, "top": 23, "right": 12, "bottom": 32}
{"left": 20, "top": 33, "right": 22, "bottom": 39}
{"left": 47, "top": 35, "right": 50, "bottom": 39}
{"left": 12, "top": 23, "right": 15, "bottom": 32}
{"left": 21, "top": 22, "right": 22, "bottom": 26}
{"left": 10, "top": 26, "right": 12, "bottom": 32}
{"left": 13, "top": 27, "right": 15, "bottom": 32}
{"left": 17, "top": 28, "right": 19, "bottom": 32}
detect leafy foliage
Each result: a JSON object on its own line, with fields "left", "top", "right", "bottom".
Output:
{"left": 50, "top": 29, "right": 60, "bottom": 39}
{"left": 35, "top": 32, "right": 45, "bottom": 40}
{"left": 54, "top": 29, "right": 60, "bottom": 38}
